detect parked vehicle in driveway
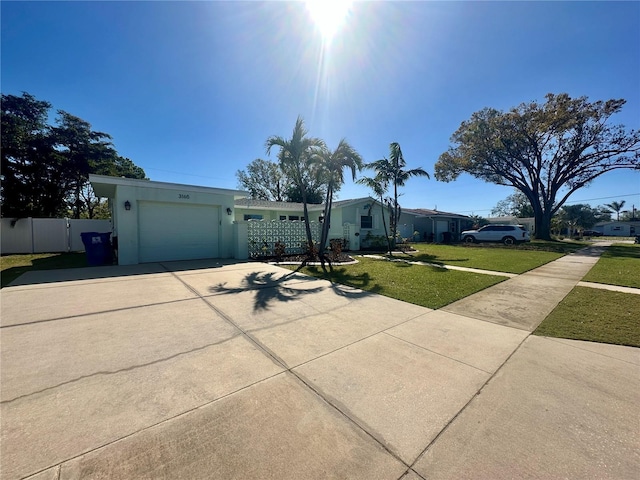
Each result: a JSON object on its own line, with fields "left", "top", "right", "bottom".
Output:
{"left": 461, "top": 225, "right": 530, "bottom": 245}
{"left": 581, "top": 230, "right": 603, "bottom": 237}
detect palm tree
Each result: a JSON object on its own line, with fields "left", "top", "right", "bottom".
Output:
{"left": 368, "top": 142, "right": 430, "bottom": 248}
{"left": 314, "top": 139, "right": 363, "bottom": 270}
{"left": 356, "top": 175, "right": 392, "bottom": 255}
{"left": 605, "top": 200, "right": 626, "bottom": 221}
{"left": 265, "top": 117, "right": 324, "bottom": 260}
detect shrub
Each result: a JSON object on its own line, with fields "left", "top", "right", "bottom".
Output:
{"left": 274, "top": 241, "right": 286, "bottom": 261}
{"left": 329, "top": 238, "right": 343, "bottom": 261}
{"left": 302, "top": 240, "right": 318, "bottom": 259}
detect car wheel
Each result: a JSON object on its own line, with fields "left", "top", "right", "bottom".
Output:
{"left": 503, "top": 236, "right": 516, "bottom": 246}
{"left": 464, "top": 235, "right": 475, "bottom": 244}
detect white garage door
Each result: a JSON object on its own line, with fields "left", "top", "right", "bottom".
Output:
{"left": 138, "top": 201, "right": 219, "bottom": 263}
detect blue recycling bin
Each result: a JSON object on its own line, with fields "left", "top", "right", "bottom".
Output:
{"left": 81, "top": 232, "right": 112, "bottom": 266}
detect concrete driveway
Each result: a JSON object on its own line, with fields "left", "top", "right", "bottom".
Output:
{"left": 1, "top": 252, "right": 638, "bottom": 479}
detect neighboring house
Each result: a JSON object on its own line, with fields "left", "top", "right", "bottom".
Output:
{"left": 400, "top": 208, "right": 470, "bottom": 243}
{"left": 594, "top": 221, "right": 640, "bottom": 236}
{"left": 486, "top": 216, "right": 535, "bottom": 234}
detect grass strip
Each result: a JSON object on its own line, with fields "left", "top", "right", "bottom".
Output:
{"left": 394, "top": 241, "right": 573, "bottom": 274}
{"left": 289, "top": 256, "right": 506, "bottom": 309}
{"left": 534, "top": 286, "right": 640, "bottom": 347}
{"left": 581, "top": 244, "right": 640, "bottom": 288}
{"left": 1, "top": 253, "right": 87, "bottom": 287}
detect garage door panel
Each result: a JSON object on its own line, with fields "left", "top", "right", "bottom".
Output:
{"left": 138, "top": 202, "right": 219, "bottom": 263}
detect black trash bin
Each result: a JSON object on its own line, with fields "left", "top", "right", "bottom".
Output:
{"left": 81, "top": 232, "right": 112, "bottom": 266}
{"left": 441, "top": 231, "right": 452, "bottom": 244}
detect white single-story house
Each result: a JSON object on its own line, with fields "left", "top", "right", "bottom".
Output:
{"left": 90, "top": 175, "right": 247, "bottom": 265}
{"left": 235, "top": 199, "right": 471, "bottom": 247}
{"left": 234, "top": 197, "right": 392, "bottom": 251}
{"left": 593, "top": 221, "right": 640, "bottom": 236}
{"left": 90, "top": 175, "right": 471, "bottom": 265}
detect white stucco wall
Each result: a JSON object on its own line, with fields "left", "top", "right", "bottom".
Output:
{"left": 90, "top": 175, "right": 246, "bottom": 265}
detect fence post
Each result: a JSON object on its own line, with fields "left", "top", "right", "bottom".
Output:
{"left": 65, "top": 217, "right": 71, "bottom": 252}
{"left": 29, "top": 217, "right": 34, "bottom": 254}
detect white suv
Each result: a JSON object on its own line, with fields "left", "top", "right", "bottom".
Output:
{"left": 461, "top": 225, "right": 530, "bottom": 245}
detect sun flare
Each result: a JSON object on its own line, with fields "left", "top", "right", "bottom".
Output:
{"left": 306, "top": 0, "right": 352, "bottom": 42}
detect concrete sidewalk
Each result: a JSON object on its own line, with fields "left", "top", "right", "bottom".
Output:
{"left": 1, "top": 246, "right": 638, "bottom": 479}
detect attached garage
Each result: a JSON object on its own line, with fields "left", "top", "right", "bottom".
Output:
{"left": 90, "top": 174, "right": 247, "bottom": 265}
{"left": 138, "top": 201, "right": 219, "bottom": 263}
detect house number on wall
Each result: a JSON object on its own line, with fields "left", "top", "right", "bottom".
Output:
{"left": 178, "top": 194, "right": 190, "bottom": 199}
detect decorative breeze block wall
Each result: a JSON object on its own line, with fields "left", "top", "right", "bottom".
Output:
{"left": 247, "top": 220, "right": 322, "bottom": 258}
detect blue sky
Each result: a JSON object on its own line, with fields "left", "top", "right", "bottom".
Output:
{"left": 2, "top": 1, "right": 639, "bottom": 217}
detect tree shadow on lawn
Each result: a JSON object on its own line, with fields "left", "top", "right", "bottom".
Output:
{"left": 386, "top": 254, "right": 471, "bottom": 267}
{"left": 208, "top": 268, "right": 375, "bottom": 312}
{"left": 411, "top": 254, "right": 471, "bottom": 264}
{"left": 303, "top": 266, "right": 383, "bottom": 295}
{"left": 604, "top": 245, "right": 640, "bottom": 259}
{"left": 397, "top": 251, "right": 472, "bottom": 264}
{"left": 1, "top": 253, "right": 88, "bottom": 287}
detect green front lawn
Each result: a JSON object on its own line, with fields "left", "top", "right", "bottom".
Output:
{"left": 534, "top": 286, "right": 640, "bottom": 347}
{"left": 1, "top": 253, "right": 87, "bottom": 287}
{"left": 582, "top": 244, "right": 640, "bottom": 288}
{"left": 290, "top": 256, "right": 506, "bottom": 309}
{"left": 393, "top": 240, "right": 581, "bottom": 274}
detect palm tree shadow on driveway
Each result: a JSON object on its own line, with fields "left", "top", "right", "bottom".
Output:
{"left": 208, "top": 269, "right": 376, "bottom": 312}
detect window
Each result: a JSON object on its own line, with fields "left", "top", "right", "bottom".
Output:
{"left": 361, "top": 215, "right": 373, "bottom": 229}
{"left": 244, "top": 214, "right": 263, "bottom": 221}
{"left": 279, "top": 215, "right": 286, "bottom": 221}
{"left": 289, "top": 215, "right": 299, "bottom": 221}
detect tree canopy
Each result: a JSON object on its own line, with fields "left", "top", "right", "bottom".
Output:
{"left": 1, "top": 92, "right": 146, "bottom": 218}
{"left": 491, "top": 190, "right": 534, "bottom": 218}
{"left": 236, "top": 157, "right": 328, "bottom": 204}
{"left": 236, "top": 158, "right": 287, "bottom": 201}
{"left": 434, "top": 93, "right": 640, "bottom": 239}
{"left": 556, "top": 204, "right": 611, "bottom": 235}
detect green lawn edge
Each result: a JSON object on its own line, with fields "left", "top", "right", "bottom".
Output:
{"left": 534, "top": 286, "right": 640, "bottom": 347}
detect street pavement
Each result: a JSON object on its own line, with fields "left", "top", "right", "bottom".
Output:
{"left": 1, "top": 245, "right": 638, "bottom": 479}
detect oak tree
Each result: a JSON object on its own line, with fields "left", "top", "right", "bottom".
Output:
{"left": 435, "top": 94, "right": 640, "bottom": 239}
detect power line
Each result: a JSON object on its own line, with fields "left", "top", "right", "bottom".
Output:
{"left": 563, "top": 193, "right": 639, "bottom": 204}
{"left": 456, "top": 193, "right": 640, "bottom": 214}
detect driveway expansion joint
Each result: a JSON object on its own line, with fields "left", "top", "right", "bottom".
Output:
{"left": 163, "top": 264, "right": 424, "bottom": 469}
{"left": 0, "top": 335, "right": 243, "bottom": 405}
{"left": 541, "top": 336, "right": 640, "bottom": 365}
{"left": 0, "top": 296, "right": 200, "bottom": 330}
{"left": 407, "top": 332, "right": 532, "bottom": 470}
{"left": 382, "top": 331, "right": 494, "bottom": 375}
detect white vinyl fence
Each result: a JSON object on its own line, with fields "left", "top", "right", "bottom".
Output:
{"left": 1, "top": 218, "right": 112, "bottom": 254}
